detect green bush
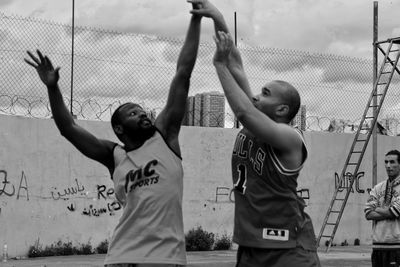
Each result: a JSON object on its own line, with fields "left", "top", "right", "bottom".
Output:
{"left": 214, "top": 233, "right": 232, "bottom": 250}
{"left": 96, "top": 239, "right": 109, "bottom": 254}
{"left": 185, "top": 226, "right": 215, "bottom": 251}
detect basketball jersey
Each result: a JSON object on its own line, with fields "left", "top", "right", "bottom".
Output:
{"left": 104, "top": 129, "right": 186, "bottom": 265}
{"left": 231, "top": 127, "right": 317, "bottom": 250}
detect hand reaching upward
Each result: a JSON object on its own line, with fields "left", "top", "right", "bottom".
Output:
{"left": 187, "top": 0, "right": 220, "bottom": 18}
{"left": 213, "top": 31, "right": 233, "bottom": 66}
{"left": 24, "top": 50, "right": 60, "bottom": 88}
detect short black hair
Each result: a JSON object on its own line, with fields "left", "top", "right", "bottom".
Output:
{"left": 385, "top": 150, "right": 400, "bottom": 163}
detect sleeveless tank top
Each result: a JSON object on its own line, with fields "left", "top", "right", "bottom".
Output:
{"left": 104, "top": 130, "right": 186, "bottom": 265}
{"left": 231, "top": 128, "right": 317, "bottom": 250}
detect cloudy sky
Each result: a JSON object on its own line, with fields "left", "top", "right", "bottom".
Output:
{"left": 1, "top": 0, "right": 400, "bottom": 129}
{"left": 1, "top": 0, "right": 399, "bottom": 58}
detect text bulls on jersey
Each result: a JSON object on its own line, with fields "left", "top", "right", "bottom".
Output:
{"left": 233, "top": 133, "right": 266, "bottom": 175}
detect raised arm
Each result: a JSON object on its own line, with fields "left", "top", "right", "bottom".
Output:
{"left": 24, "top": 50, "right": 115, "bottom": 172}
{"left": 188, "top": 0, "right": 253, "bottom": 100}
{"left": 212, "top": 32, "right": 302, "bottom": 155}
{"left": 155, "top": 10, "right": 202, "bottom": 155}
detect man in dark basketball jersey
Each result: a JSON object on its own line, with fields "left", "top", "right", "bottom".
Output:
{"left": 189, "top": 1, "right": 321, "bottom": 266}
{"left": 24, "top": 4, "right": 203, "bottom": 267}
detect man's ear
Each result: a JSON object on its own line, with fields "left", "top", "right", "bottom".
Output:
{"left": 113, "top": 125, "right": 123, "bottom": 135}
{"left": 276, "top": 104, "right": 289, "bottom": 117}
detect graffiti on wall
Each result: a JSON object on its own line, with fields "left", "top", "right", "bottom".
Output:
{"left": 0, "top": 170, "right": 29, "bottom": 200}
{"left": 81, "top": 184, "right": 121, "bottom": 217}
{"left": 214, "top": 186, "right": 310, "bottom": 204}
{"left": 334, "top": 171, "right": 370, "bottom": 194}
{"left": 0, "top": 169, "right": 122, "bottom": 218}
{"left": 50, "top": 178, "right": 86, "bottom": 200}
{"left": 213, "top": 171, "right": 369, "bottom": 205}
{"left": 64, "top": 183, "right": 121, "bottom": 217}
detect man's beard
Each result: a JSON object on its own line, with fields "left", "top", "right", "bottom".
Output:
{"left": 139, "top": 124, "right": 156, "bottom": 140}
{"left": 124, "top": 123, "right": 156, "bottom": 142}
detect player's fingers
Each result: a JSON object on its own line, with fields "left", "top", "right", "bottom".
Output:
{"left": 44, "top": 56, "right": 54, "bottom": 68}
{"left": 36, "top": 49, "right": 45, "bottom": 63}
{"left": 24, "top": 58, "right": 37, "bottom": 68}
{"left": 55, "top": 67, "right": 61, "bottom": 76}
{"left": 219, "top": 32, "right": 227, "bottom": 44}
{"left": 225, "top": 33, "right": 233, "bottom": 46}
{"left": 26, "top": 50, "right": 40, "bottom": 64}
{"left": 187, "top": 0, "right": 202, "bottom": 4}
{"left": 189, "top": 9, "right": 202, "bottom": 15}
{"left": 213, "top": 35, "right": 218, "bottom": 44}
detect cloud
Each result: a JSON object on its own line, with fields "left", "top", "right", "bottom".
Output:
{"left": 0, "top": 0, "right": 12, "bottom": 7}
{"left": 3, "top": 0, "right": 400, "bottom": 122}
{"left": 241, "top": 43, "right": 373, "bottom": 84}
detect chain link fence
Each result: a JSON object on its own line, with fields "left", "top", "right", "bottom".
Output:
{"left": 1, "top": 12, "right": 400, "bottom": 132}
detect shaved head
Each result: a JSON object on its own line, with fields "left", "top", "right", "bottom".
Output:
{"left": 273, "top": 80, "right": 300, "bottom": 122}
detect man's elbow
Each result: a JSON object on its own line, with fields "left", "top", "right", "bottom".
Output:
{"left": 58, "top": 123, "right": 77, "bottom": 140}
{"left": 364, "top": 210, "right": 375, "bottom": 221}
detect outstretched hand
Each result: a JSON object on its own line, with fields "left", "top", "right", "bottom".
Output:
{"left": 213, "top": 31, "right": 233, "bottom": 66}
{"left": 187, "top": 0, "right": 220, "bottom": 18}
{"left": 24, "top": 50, "right": 60, "bottom": 87}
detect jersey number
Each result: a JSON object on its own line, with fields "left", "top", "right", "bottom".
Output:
{"left": 234, "top": 164, "right": 247, "bottom": 194}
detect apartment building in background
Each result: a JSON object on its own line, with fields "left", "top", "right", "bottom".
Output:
{"left": 290, "top": 104, "right": 307, "bottom": 131}
{"left": 182, "top": 91, "right": 225, "bottom": 127}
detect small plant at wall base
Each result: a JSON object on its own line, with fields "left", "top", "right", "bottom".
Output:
{"left": 185, "top": 226, "right": 215, "bottom": 251}
{"left": 28, "top": 240, "right": 97, "bottom": 258}
{"left": 96, "top": 239, "right": 109, "bottom": 254}
{"left": 214, "top": 233, "right": 232, "bottom": 250}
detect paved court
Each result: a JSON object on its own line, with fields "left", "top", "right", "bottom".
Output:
{"left": 1, "top": 245, "right": 372, "bottom": 267}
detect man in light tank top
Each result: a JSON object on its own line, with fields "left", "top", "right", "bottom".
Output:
{"left": 24, "top": 3, "right": 204, "bottom": 266}
{"left": 189, "top": 1, "right": 321, "bottom": 266}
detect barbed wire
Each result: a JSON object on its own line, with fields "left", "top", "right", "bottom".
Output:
{"left": 1, "top": 12, "right": 400, "bottom": 130}
{"left": 1, "top": 93, "right": 400, "bottom": 133}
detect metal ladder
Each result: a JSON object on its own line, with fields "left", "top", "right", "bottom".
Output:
{"left": 317, "top": 37, "right": 400, "bottom": 252}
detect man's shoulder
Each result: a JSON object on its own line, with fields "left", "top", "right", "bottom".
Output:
{"left": 374, "top": 180, "right": 388, "bottom": 190}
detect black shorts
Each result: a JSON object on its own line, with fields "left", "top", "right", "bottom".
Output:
{"left": 236, "top": 245, "right": 321, "bottom": 267}
{"left": 105, "top": 264, "right": 182, "bottom": 267}
{"left": 372, "top": 248, "right": 400, "bottom": 267}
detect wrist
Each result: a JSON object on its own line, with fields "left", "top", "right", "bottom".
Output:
{"left": 192, "top": 13, "right": 202, "bottom": 20}
{"left": 213, "top": 60, "right": 228, "bottom": 67}
{"left": 47, "top": 83, "right": 59, "bottom": 90}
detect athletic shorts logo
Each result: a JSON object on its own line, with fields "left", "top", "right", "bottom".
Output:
{"left": 262, "top": 228, "right": 289, "bottom": 241}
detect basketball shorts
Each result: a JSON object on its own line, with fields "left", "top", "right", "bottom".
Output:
{"left": 236, "top": 245, "right": 321, "bottom": 267}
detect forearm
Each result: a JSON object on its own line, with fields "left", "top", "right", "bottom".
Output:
{"left": 375, "top": 207, "right": 395, "bottom": 219}
{"left": 366, "top": 210, "right": 389, "bottom": 221}
{"left": 214, "top": 63, "right": 253, "bottom": 118}
{"left": 211, "top": 12, "right": 253, "bottom": 99}
{"left": 47, "top": 84, "right": 75, "bottom": 134}
{"left": 157, "top": 15, "right": 202, "bottom": 133}
{"left": 176, "top": 15, "right": 202, "bottom": 77}
{"left": 366, "top": 207, "right": 395, "bottom": 221}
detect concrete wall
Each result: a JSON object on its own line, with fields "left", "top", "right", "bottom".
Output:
{"left": 0, "top": 115, "right": 399, "bottom": 257}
